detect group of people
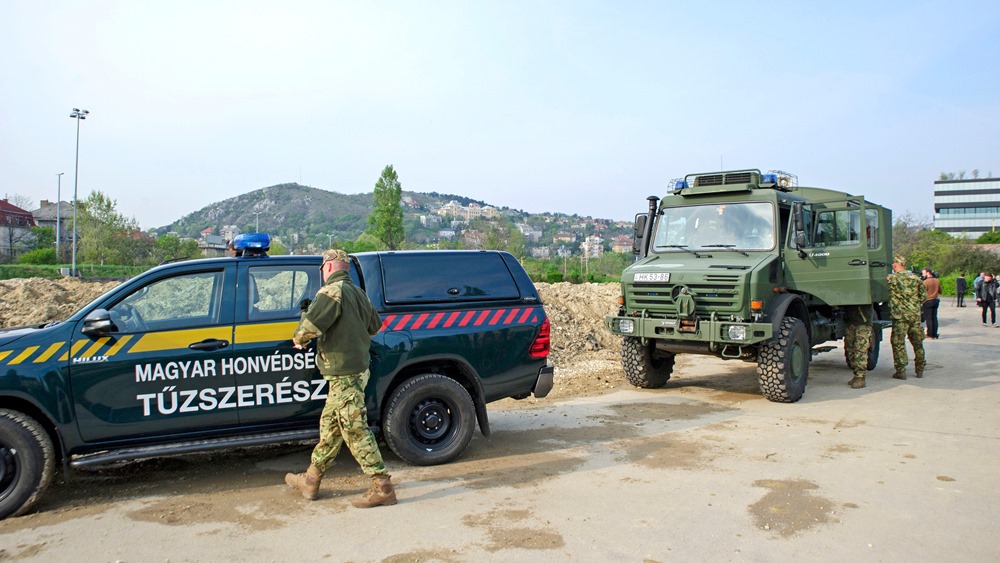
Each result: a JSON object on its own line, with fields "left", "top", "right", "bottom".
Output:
{"left": 845, "top": 255, "right": 928, "bottom": 389}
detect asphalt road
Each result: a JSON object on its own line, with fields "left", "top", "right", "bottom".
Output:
{"left": 1, "top": 303, "right": 997, "bottom": 562}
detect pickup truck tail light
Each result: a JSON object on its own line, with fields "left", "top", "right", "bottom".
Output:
{"left": 529, "top": 317, "right": 551, "bottom": 359}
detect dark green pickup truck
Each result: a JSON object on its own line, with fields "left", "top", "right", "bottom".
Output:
{"left": 0, "top": 248, "right": 553, "bottom": 518}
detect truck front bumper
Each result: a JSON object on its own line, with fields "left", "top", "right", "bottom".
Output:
{"left": 606, "top": 314, "right": 774, "bottom": 348}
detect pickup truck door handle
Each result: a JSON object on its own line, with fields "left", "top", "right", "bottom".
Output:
{"left": 188, "top": 339, "right": 230, "bottom": 351}
{"left": 848, "top": 259, "right": 867, "bottom": 266}
{"left": 870, "top": 261, "right": 886, "bottom": 268}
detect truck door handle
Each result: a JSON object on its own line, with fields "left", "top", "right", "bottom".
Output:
{"left": 870, "top": 261, "right": 886, "bottom": 268}
{"left": 848, "top": 259, "right": 867, "bottom": 266}
{"left": 189, "top": 339, "right": 230, "bottom": 351}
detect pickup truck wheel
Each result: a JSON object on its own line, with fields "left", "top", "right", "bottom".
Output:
{"left": 384, "top": 374, "right": 476, "bottom": 466}
{"left": 757, "top": 317, "right": 809, "bottom": 403}
{"left": 0, "top": 410, "right": 55, "bottom": 519}
{"left": 621, "top": 336, "right": 674, "bottom": 388}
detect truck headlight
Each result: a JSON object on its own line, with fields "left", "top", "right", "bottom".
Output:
{"left": 618, "top": 319, "right": 634, "bottom": 334}
{"left": 727, "top": 325, "right": 747, "bottom": 341}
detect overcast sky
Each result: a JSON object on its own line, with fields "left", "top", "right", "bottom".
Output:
{"left": 2, "top": 1, "right": 998, "bottom": 230}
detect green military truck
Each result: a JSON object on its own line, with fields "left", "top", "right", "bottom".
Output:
{"left": 606, "top": 169, "right": 892, "bottom": 403}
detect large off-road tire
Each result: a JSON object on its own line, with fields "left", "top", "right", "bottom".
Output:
{"left": 383, "top": 374, "right": 476, "bottom": 466}
{"left": 844, "top": 330, "right": 881, "bottom": 371}
{"left": 621, "top": 336, "right": 675, "bottom": 389}
{"left": 0, "top": 410, "right": 55, "bottom": 520}
{"left": 757, "top": 317, "right": 810, "bottom": 403}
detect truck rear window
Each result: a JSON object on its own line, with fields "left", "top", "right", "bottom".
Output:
{"left": 381, "top": 253, "right": 520, "bottom": 304}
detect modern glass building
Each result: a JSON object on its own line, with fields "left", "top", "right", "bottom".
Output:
{"left": 934, "top": 177, "right": 1000, "bottom": 238}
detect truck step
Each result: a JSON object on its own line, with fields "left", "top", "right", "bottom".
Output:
{"left": 69, "top": 428, "right": 319, "bottom": 468}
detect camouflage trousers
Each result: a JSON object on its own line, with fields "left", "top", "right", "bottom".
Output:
{"left": 310, "top": 369, "right": 387, "bottom": 476}
{"left": 890, "top": 319, "right": 925, "bottom": 373}
{"left": 844, "top": 323, "right": 872, "bottom": 378}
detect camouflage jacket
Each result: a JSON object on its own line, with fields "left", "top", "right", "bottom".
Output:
{"left": 888, "top": 270, "right": 927, "bottom": 322}
{"left": 293, "top": 270, "right": 383, "bottom": 377}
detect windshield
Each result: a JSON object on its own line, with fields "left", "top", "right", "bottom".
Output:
{"left": 652, "top": 201, "right": 775, "bottom": 251}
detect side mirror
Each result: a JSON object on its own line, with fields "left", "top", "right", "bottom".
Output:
{"left": 631, "top": 214, "right": 648, "bottom": 255}
{"left": 82, "top": 308, "right": 117, "bottom": 336}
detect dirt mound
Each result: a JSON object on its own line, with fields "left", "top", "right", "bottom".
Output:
{"left": 0, "top": 278, "right": 121, "bottom": 328}
{"left": 0, "top": 278, "right": 626, "bottom": 399}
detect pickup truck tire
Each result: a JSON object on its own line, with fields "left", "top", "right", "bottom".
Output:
{"left": 383, "top": 374, "right": 476, "bottom": 466}
{"left": 757, "top": 317, "right": 809, "bottom": 403}
{"left": 0, "top": 410, "right": 55, "bottom": 519}
{"left": 621, "top": 336, "right": 674, "bottom": 388}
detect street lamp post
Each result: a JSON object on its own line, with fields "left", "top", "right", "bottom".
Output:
{"left": 69, "top": 108, "right": 89, "bottom": 277}
{"left": 56, "top": 172, "right": 64, "bottom": 262}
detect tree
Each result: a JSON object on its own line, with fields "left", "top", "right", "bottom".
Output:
{"left": 477, "top": 218, "right": 526, "bottom": 257}
{"left": 30, "top": 226, "right": 55, "bottom": 251}
{"left": 153, "top": 234, "right": 200, "bottom": 263}
{"left": 367, "top": 165, "right": 404, "bottom": 250}
{"left": 72, "top": 190, "right": 147, "bottom": 265}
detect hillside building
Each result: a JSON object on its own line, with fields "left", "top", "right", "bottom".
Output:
{"left": 436, "top": 201, "right": 500, "bottom": 221}
{"left": 934, "top": 176, "right": 1000, "bottom": 238}
{"left": 580, "top": 234, "right": 604, "bottom": 259}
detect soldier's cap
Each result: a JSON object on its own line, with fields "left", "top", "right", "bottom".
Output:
{"left": 893, "top": 255, "right": 906, "bottom": 267}
{"left": 322, "top": 249, "right": 349, "bottom": 265}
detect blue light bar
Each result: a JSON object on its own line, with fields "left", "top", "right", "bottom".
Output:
{"left": 674, "top": 180, "right": 687, "bottom": 190}
{"left": 233, "top": 233, "right": 270, "bottom": 251}
{"left": 762, "top": 173, "right": 778, "bottom": 184}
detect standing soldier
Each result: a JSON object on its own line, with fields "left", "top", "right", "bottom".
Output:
{"left": 888, "top": 256, "right": 927, "bottom": 379}
{"left": 284, "top": 249, "right": 397, "bottom": 508}
{"left": 843, "top": 305, "right": 872, "bottom": 389}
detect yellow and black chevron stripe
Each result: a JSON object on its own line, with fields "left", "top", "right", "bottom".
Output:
{"left": 0, "top": 322, "right": 302, "bottom": 367}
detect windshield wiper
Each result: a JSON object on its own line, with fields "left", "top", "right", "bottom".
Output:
{"left": 662, "top": 245, "right": 707, "bottom": 257}
{"left": 701, "top": 244, "right": 750, "bottom": 257}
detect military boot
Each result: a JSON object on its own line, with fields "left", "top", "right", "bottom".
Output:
{"left": 352, "top": 474, "right": 397, "bottom": 508}
{"left": 848, "top": 376, "right": 866, "bottom": 389}
{"left": 915, "top": 368, "right": 924, "bottom": 378}
{"left": 285, "top": 465, "right": 322, "bottom": 500}
{"left": 893, "top": 371, "right": 907, "bottom": 380}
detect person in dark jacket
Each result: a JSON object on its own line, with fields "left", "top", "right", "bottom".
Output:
{"left": 956, "top": 273, "right": 967, "bottom": 307}
{"left": 976, "top": 272, "right": 999, "bottom": 327}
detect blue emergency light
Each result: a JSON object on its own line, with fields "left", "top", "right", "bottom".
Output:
{"left": 762, "top": 173, "right": 778, "bottom": 184}
{"left": 233, "top": 233, "right": 270, "bottom": 252}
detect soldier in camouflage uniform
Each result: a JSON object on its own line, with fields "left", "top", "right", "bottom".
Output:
{"left": 284, "top": 249, "right": 397, "bottom": 508}
{"left": 843, "top": 305, "right": 872, "bottom": 389}
{"left": 888, "top": 256, "right": 927, "bottom": 380}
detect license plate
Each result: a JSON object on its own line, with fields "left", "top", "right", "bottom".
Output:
{"left": 634, "top": 272, "right": 670, "bottom": 282}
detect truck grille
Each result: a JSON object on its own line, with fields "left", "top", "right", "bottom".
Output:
{"left": 627, "top": 274, "right": 742, "bottom": 318}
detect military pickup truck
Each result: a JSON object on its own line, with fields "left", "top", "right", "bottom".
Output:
{"left": 606, "top": 169, "right": 892, "bottom": 403}
{"left": 0, "top": 240, "right": 553, "bottom": 518}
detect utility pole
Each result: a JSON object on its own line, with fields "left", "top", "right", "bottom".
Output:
{"left": 56, "top": 172, "right": 64, "bottom": 261}
{"left": 69, "top": 108, "right": 89, "bottom": 276}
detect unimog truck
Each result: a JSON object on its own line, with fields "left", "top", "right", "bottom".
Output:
{"left": 605, "top": 169, "right": 893, "bottom": 402}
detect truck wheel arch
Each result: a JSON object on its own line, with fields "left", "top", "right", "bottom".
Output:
{"left": 765, "top": 294, "right": 810, "bottom": 342}
{"left": 378, "top": 356, "right": 490, "bottom": 438}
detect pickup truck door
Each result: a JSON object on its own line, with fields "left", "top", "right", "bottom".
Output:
{"left": 231, "top": 261, "right": 327, "bottom": 427}
{"left": 70, "top": 265, "right": 238, "bottom": 442}
{"left": 785, "top": 199, "right": 874, "bottom": 306}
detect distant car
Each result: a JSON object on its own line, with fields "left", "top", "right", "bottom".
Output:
{"left": 0, "top": 247, "right": 553, "bottom": 518}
